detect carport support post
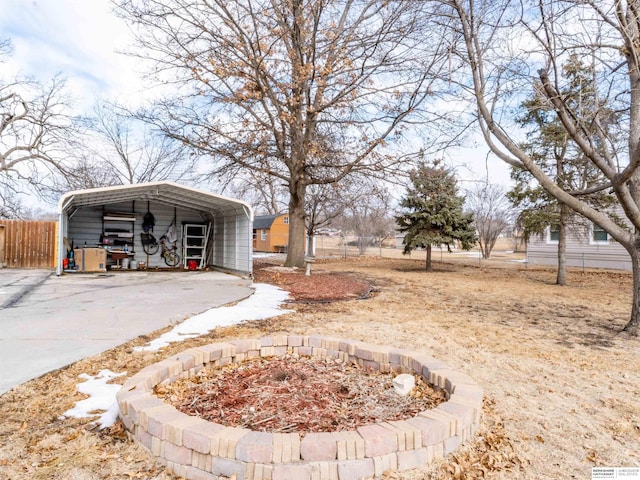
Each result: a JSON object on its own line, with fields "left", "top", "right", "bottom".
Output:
{"left": 244, "top": 205, "right": 254, "bottom": 276}
{"left": 56, "top": 212, "right": 66, "bottom": 276}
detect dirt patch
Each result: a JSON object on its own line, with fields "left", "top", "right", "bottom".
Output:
{"left": 1, "top": 255, "right": 639, "bottom": 480}
{"left": 155, "top": 355, "right": 446, "bottom": 435}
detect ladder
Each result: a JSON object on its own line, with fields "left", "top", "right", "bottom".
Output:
{"left": 182, "top": 223, "right": 211, "bottom": 269}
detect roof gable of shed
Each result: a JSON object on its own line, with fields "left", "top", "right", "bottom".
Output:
{"left": 253, "top": 214, "right": 283, "bottom": 230}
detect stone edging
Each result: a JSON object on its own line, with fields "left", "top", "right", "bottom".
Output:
{"left": 116, "top": 336, "right": 483, "bottom": 480}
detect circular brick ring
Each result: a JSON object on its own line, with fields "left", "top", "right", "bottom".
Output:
{"left": 117, "top": 336, "right": 483, "bottom": 480}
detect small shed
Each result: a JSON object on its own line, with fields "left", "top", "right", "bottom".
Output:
{"left": 57, "top": 182, "right": 253, "bottom": 276}
{"left": 253, "top": 213, "right": 290, "bottom": 253}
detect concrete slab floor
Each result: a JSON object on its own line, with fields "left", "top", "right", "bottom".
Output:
{"left": 0, "top": 269, "right": 254, "bottom": 395}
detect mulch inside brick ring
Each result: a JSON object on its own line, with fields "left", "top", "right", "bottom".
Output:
{"left": 155, "top": 355, "right": 447, "bottom": 436}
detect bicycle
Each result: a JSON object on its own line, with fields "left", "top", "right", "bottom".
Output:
{"left": 140, "top": 232, "right": 181, "bottom": 267}
{"left": 141, "top": 232, "right": 160, "bottom": 255}
{"left": 159, "top": 237, "right": 181, "bottom": 267}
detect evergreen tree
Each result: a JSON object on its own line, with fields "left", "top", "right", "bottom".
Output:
{"left": 508, "top": 54, "right": 617, "bottom": 285}
{"left": 396, "top": 163, "right": 477, "bottom": 271}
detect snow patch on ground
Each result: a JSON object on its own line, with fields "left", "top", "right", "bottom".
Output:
{"left": 62, "top": 369, "right": 126, "bottom": 429}
{"left": 450, "top": 251, "right": 482, "bottom": 258}
{"left": 134, "top": 283, "right": 292, "bottom": 352}
{"left": 64, "top": 283, "right": 291, "bottom": 428}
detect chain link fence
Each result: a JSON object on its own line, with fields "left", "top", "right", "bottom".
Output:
{"left": 312, "top": 235, "right": 394, "bottom": 258}
{"left": 310, "top": 235, "right": 525, "bottom": 267}
{"left": 255, "top": 235, "right": 524, "bottom": 268}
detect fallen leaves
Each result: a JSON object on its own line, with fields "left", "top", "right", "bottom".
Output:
{"left": 438, "top": 400, "right": 525, "bottom": 479}
{"left": 253, "top": 261, "right": 372, "bottom": 302}
{"left": 124, "top": 472, "right": 148, "bottom": 479}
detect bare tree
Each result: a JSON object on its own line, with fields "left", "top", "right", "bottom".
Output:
{"left": 305, "top": 183, "right": 349, "bottom": 255}
{"left": 1, "top": 70, "right": 75, "bottom": 205}
{"left": 442, "top": 0, "right": 640, "bottom": 335}
{"left": 223, "top": 169, "right": 288, "bottom": 216}
{"left": 115, "top": 0, "right": 454, "bottom": 267}
{"left": 86, "top": 102, "right": 197, "bottom": 185}
{"left": 337, "top": 184, "right": 396, "bottom": 255}
{"left": 0, "top": 184, "right": 27, "bottom": 219}
{"left": 466, "top": 182, "right": 512, "bottom": 259}
{"left": 40, "top": 101, "right": 200, "bottom": 201}
{"left": 305, "top": 177, "right": 387, "bottom": 255}
{"left": 42, "top": 154, "right": 122, "bottom": 200}
{"left": 0, "top": 39, "right": 83, "bottom": 214}
{"left": 0, "top": 39, "right": 11, "bottom": 60}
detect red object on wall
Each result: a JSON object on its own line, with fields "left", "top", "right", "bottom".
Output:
{"left": 188, "top": 260, "right": 197, "bottom": 270}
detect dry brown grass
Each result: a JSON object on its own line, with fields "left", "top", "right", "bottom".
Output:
{"left": 1, "top": 255, "right": 639, "bottom": 479}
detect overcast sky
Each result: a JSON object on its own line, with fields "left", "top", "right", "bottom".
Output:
{"left": 0, "top": 0, "right": 512, "bottom": 191}
{"left": 1, "top": 0, "right": 142, "bottom": 110}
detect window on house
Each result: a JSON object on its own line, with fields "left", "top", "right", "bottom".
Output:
{"left": 261, "top": 229, "right": 267, "bottom": 241}
{"left": 547, "top": 225, "right": 560, "bottom": 243}
{"left": 284, "top": 216, "right": 289, "bottom": 224}
{"left": 592, "top": 223, "right": 609, "bottom": 243}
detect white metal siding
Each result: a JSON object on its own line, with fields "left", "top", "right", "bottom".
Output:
{"left": 207, "top": 214, "right": 251, "bottom": 274}
{"left": 213, "top": 216, "right": 224, "bottom": 268}
{"left": 224, "top": 215, "right": 237, "bottom": 270}
{"left": 67, "top": 202, "right": 204, "bottom": 269}
{"left": 67, "top": 206, "right": 103, "bottom": 249}
{"left": 235, "top": 214, "right": 252, "bottom": 273}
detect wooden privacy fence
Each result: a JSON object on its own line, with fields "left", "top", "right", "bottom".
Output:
{"left": 0, "top": 220, "right": 58, "bottom": 269}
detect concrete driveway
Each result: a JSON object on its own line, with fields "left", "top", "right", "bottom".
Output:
{"left": 0, "top": 269, "right": 254, "bottom": 395}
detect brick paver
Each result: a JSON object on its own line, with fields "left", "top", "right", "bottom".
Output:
{"left": 118, "top": 335, "right": 483, "bottom": 480}
{"left": 357, "top": 424, "right": 398, "bottom": 457}
{"left": 301, "top": 432, "right": 337, "bottom": 461}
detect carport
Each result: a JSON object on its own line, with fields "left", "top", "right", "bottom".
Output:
{"left": 56, "top": 182, "right": 253, "bottom": 276}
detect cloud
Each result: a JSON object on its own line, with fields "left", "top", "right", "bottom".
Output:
{"left": 1, "top": 0, "right": 144, "bottom": 111}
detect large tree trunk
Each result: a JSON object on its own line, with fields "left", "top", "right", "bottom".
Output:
{"left": 556, "top": 205, "right": 569, "bottom": 286}
{"left": 623, "top": 243, "right": 640, "bottom": 336}
{"left": 425, "top": 245, "right": 432, "bottom": 271}
{"left": 284, "top": 183, "right": 307, "bottom": 268}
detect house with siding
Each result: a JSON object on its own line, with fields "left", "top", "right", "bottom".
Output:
{"left": 253, "top": 213, "right": 291, "bottom": 253}
{"left": 527, "top": 212, "right": 631, "bottom": 271}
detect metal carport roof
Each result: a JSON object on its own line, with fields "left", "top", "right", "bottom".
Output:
{"left": 58, "top": 181, "right": 251, "bottom": 218}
